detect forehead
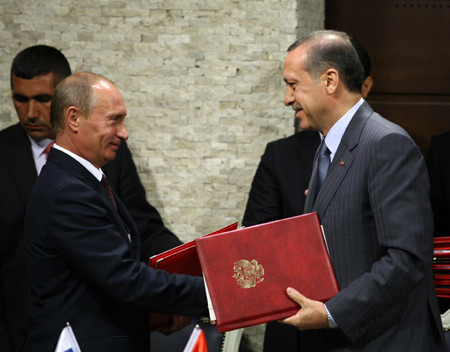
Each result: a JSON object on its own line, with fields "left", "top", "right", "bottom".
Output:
{"left": 283, "top": 45, "right": 310, "bottom": 81}
{"left": 92, "top": 84, "right": 127, "bottom": 116}
{"left": 12, "top": 72, "right": 55, "bottom": 93}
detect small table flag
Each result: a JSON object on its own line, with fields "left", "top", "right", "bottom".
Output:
{"left": 54, "top": 322, "right": 81, "bottom": 352}
{"left": 183, "top": 324, "right": 208, "bottom": 352}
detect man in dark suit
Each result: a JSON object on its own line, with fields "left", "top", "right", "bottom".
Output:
{"left": 277, "top": 30, "right": 445, "bottom": 351}
{"left": 0, "top": 45, "right": 182, "bottom": 351}
{"left": 243, "top": 37, "right": 374, "bottom": 352}
{"left": 23, "top": 72, "right": 206, "bottom": 352}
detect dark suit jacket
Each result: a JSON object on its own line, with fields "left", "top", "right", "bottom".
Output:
{"left": 301, "top": 102, "right": 445, "bottom": 351}
{"left": 426, "top": 131, "right": 450, "bottom": 237}
{"left": 426, "top": 131, "right": 450, "bottom": 314}
{"left": 22, "top": 148, "right": 206, "bottom": 352}
{"left": 0, "top": 123, "right": 181, "bottom": 351}
{"left": 242, "top": 130, "right": 320, "bottom": 352}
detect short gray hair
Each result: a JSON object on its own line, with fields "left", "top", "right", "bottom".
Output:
{"left": 288, "top": 30, "right": 364, "bottom": 93}
{"left": 50, "top": 72, "right": 113, "bottom": 135}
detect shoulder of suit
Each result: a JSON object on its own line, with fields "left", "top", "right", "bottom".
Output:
{"left": 430, "top": 130, "right": 450, "bottom": 146}
{"left": 0, "top": 123, "right": 27, "bottom": 149}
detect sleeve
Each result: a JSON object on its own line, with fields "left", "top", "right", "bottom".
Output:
{"left": 242, "top": 143, "right": 283, "bottom": 227}
{"left": 326, "top": 132, "right": 434, "bottom": 342}
{"left": 103, "top": 142, "right": 182, "bottom": 261}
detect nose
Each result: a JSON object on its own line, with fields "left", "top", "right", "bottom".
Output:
{"left": 117, "top": 122, "right": 129, "bottom": 141}
{"left": 284, "top": 86, "right": 294, "bottom": 107}
{"left": 26, "top": 100, "right": 38, "bottom": 119}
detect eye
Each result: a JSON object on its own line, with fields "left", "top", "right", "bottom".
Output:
{"left": 35, "top": 94, "right": 52, "bottom": 103}
{"left": 13, "top": 94, "right": 29, "bottom": 103}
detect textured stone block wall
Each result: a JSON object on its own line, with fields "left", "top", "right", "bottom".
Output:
{"left": 0, "top": 0, "right": 324, "bottom": 350}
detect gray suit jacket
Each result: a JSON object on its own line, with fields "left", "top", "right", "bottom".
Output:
{"left": 301, "top": 102, "right": 446, "bottom": 351}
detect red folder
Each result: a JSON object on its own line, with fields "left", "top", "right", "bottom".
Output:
{"left": 195, "top": 212, "right": 339, "bottom": 333}
{"left": 148, "top": 222, "right": 238, "bottom": 330}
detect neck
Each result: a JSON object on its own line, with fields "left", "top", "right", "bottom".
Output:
{"left": 321, "top": 92, "right": 361, "bottom": 136}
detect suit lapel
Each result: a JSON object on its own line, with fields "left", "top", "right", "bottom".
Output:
{"left": 49, "top": 149, "right": 140, "bottom": 259}
{"left": 3, "top": 124, "right": 37, "bottom": 206}
{"left": 305, "top": 102, "right": 373, "bottom": 215}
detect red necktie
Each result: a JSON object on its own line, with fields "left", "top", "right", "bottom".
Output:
{"left": 101, "top": 175, "right": 117, "bottom": 209}
{"left": 44, "top": 142, "right": 55, "bottom": 158}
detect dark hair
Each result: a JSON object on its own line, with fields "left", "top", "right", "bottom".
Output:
{"left": 10, "top": 45, "right": 72, "bottom": 89}
{"left": 288, "top": 30, "right": 365, "bottom": 93}
{"left": 50, "top": 72, "right": 113, "bottom": 135}
{"left": 350, "top": 37, "right": 371, "bottom": 78}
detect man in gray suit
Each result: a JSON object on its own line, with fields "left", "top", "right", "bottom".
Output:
{"left": 279, "top": 30, "right": 446, "bottom": 351}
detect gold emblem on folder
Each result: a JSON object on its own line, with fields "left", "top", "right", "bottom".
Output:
{"left": 233, "top": 259, "right": 264, "bottom": 289}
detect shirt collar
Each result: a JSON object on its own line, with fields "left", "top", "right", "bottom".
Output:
{"left": 53, "top": 144, "right": 104, "bottom": 181}
{"left": 27, "top": 135, "right": 54, "bottom": 159}
{"left": 323, "top": 98, "right": 364, "bottom": 161}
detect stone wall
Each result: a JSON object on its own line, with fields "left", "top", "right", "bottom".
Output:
{"left": 0, "top": 0, "right": 324, "bottom": 350}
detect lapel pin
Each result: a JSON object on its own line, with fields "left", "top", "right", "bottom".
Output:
{"left": 340, "top": 159, "right": 344, "bottom": 166}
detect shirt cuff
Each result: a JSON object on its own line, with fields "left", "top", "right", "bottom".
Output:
{"left": 324, "top": 304, "right": 338, "bottom": 329}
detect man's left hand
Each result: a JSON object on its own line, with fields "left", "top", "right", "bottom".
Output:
{"left": 279, "top": 287, "right": 329, "bottom": 330}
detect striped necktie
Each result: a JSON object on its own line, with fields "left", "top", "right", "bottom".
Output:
{"left": 316, "top": 138, "right": 331, "bottom": 194}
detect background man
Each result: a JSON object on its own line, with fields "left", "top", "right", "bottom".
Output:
{"left": 0, "top": 45, "right": 182, "bottom": 351}
{"left": 23, "top": 72, "right": 206, "bottom": 352}
{"left": 242, "top": 37, "right": 373, "bottom": 352}
{"left": 279, "top": 30, "right": 445, "bottom": 351}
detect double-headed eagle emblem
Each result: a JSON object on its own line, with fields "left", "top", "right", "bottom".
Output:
{"left": 232, "top": 259, "right": 264, "bottom": 289}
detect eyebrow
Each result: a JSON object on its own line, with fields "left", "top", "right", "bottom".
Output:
{"left": 13, "top": 93, "right": 53, "bottom": 101}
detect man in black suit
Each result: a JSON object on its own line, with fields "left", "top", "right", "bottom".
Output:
{"left": 242, "top": 36, "right": 374, "bottom": 352}
{"left": 0, "top": 46, "right": 182, "bottom": 351}
{"left": 276, "top": 29, "right": 444, "bottom": 351}
{"left": 23, "top": 72, "right": 206, "bottom": 352}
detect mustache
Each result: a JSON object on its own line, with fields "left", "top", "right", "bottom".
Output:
{"left": 24, "top": 119, "right": 50, "bottom": 127}
{"left": 292, "top": 103, "right": 302, "bottom": 111}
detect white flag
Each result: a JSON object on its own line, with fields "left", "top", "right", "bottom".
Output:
{"left": 54, "top": 323, "right": 81, "bottom": 352}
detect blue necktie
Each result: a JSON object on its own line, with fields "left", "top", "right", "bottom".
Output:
{"left": 316, "top": 138, "right": 331, "bottom": 194}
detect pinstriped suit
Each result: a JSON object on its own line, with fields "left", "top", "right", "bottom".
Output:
{"left": 301, "top": 102, "right": 446, "bottom": 351}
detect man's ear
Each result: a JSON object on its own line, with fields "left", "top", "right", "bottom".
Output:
{"left": 361, "top": 76, "right": 374, "bottom": 99}
{"left": 66, "top": 106, "right": 80, "bottom": 133}
{"left": 324, "top": 69, "right": 338, "bottom": 94}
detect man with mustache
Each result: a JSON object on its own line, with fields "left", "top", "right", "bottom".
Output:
{"left": 277, "top": 30, "right": 445, "bottom": 351}
{"left": 22, "top": 72, "right": 206, "bottom": 352}
{"left": 0, "top": 45, "right": 183, "bottom": 351}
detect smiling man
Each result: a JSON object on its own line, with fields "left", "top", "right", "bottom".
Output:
{"left": 279, "top": 30, "right": 446, "bottom": 351}
{"left": 22, "top": 72, "right": 206, "bottom": 352}
{"left": 0, "top": 46, "right": 184, "bottom": 352}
